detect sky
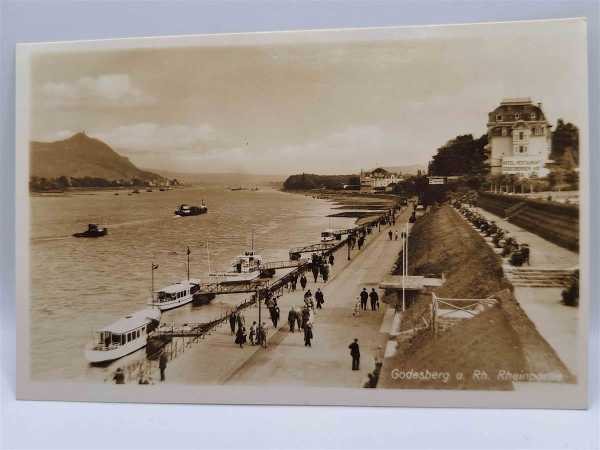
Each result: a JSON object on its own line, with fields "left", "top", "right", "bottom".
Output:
{"left": 28, "top": 19, "right": 587, "bottom": 176}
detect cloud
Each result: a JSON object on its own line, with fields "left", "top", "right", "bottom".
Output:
{"left": 178, "top": 125, "right": 404, "bottom": 174}
{"left": 94, "top": 123, "right": 215, "bottom": 153}
{"left": 41, "top": 74, "right": 156, "bottom": 109}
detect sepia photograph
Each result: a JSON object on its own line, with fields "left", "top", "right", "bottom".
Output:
{"left": 15, "top": 18, "right": 588, "bottom": 408}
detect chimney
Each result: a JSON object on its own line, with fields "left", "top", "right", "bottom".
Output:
{"left": 537, "top": 102, "right": 542, "bottom": 109}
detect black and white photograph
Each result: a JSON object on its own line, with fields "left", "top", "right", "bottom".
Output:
{"left": 15, "top": 18, "right": 588, "bottom": 409}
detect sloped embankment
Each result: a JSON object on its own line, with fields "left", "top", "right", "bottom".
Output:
{"left": 379, "top": 205, "right": 573, "bottom": 390}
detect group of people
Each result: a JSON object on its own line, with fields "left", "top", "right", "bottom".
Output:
{"left": 359, "top": 287, "right": 380, "bottom": 311}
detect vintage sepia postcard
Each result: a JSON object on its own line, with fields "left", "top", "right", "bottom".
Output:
{"left": 15, "top": 18, "right": 589, "bottom": 408}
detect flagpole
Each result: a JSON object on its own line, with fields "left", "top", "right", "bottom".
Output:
{"left": 187, "top": 247, "right": 190, "bottom": 281}
{"left": 151, "top": 261, "right": 155, "bottom": 297}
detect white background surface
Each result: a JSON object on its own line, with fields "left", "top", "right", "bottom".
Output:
{"left": 1, "top": 1, "right": 598, "bottom": 449}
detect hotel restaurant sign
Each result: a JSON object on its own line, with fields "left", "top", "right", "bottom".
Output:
{"left": 502, "top": 156, "right": 545, "bottom": 177}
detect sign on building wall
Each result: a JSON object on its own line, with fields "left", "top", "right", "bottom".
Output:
{"left": 428, "top": 177, "right": 445, "bottom": 185}
{"left": 501, "top": 156, "right": 546, "bottom": 176}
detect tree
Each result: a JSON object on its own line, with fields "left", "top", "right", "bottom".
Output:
{"left": 551, "top": 119, "right": 579, "bottom": 169}
{"left": 428, "top": 134, "right": 489, "bottom": 177}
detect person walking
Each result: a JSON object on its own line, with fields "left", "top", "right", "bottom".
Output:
{"left": 288, "top": 308, "right": 296, "bottom": 332}
{"left": 304, "top": 323, "right": 313, "bottom": 347}
{"left": 258, "top": 322, "right": 268, "bottom": 348}
{"left": 159, "top": 351, "right": 168, "bottom": 382}
{"left": 113, "top": 367, "right": 125, "bottom": 384}
{"left": 311, "top": 262, "right": 319, "bottom": 283}
{"left": 300, "top": 273, "right": 308, "bottom": 291}
{"left": 360, "top": 288, "right": 369, "bottom": 311}
{"left": 235, "top": 325, "right": 246, "bottom": 348}
{"left": 249, "top": 321, "right": 257, "bottom": 345}
{"left": 295, "top": 307, "right": 302, "bottom": 331}
{"left": 369, "top": 288, "right": 379, "bottom": 311}
{"left": 270, "top": 305, "right": 280, "bottom": 328}
{"left": 291, "top": 274, "right": 298, "bottom": 291}
{"left": 229, "top": 312, "right": 237, "bottom": 335}
{"left": 328, "top": 253, "right": 335, "bottom": 266}
{"left": 349, "top": 339, "right": 360, "bottom": 371}
{"left": 315, "top": 288, "right": 324, "bottom": 309}
{"left": 394, "top": 231, "right": 398, "bottom": 241}
{"left": 320, "top": 263, "right": 329, "bottom": 283}
{"left": 388, "top": 229, "right": 393, "bottom": 240}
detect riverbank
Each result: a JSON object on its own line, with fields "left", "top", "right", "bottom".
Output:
{"left": 148, "top": 207, "right": 410, "bottom": 387}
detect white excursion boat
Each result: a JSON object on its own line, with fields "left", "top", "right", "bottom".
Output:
{"left": 84, "top": 308, "right": 161, "bottom": 364}
{"left": 320, "top": 229, "right": 340, "bottom": 243}
{"left": 210, "top": 250, "right": 263, "bottom": 284}
{"left": 150, "top": 279, "right": 202, "bottom": 311}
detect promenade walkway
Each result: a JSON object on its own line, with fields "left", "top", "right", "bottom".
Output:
{"left": 473, "top": 207, "right": 579, "bottom": 376}
{"left": 162, "top": 208, "right": 410, "bottom": 386}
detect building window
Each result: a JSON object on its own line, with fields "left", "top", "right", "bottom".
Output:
{"left": 496, "top": 114, "right": 502, "bottom": 121}
{"left": 515, "top": 113, "right": 520, "bottom": 120}
{"left": 519, "top": 146, "right": 526, "bottom": 153}
{"left": 530, "top": 112, "right": 536, "bottom": 120}
{"left": 519, "top": 132, "right": 524, "bottom": 140}
{"left": 501, "top": 127, "right": 507, "bottom": 136}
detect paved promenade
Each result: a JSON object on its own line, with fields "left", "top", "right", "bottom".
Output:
{"left": 473, "top": 207, "right": 579, "bottom": 376}
{"left": 161, "top": 208, "right": 410, "bottom": 387}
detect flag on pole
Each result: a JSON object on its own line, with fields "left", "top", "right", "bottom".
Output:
{"left": 152, "top": 263, "right": 159, "bottom": 270}
{"left": 187, "top": 247, "right": 191, "bottom": 255}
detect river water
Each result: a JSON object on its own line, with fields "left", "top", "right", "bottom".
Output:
{"left": 30, "top": 185, "right": 355, "bottom": 382}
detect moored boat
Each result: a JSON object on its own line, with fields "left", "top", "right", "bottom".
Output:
{"left": 150, "top": 279, "right": 203, "bottom": 311}
{"left": 210, "top": 250, "right": 263, "bottom": 284}
{"left": 73, "top": 223, "right": 108, "bottom": 238}
{"left": 84, "top": 308, "right": 161, "bottom": 364}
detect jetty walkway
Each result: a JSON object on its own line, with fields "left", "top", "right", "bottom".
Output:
{"left": 160, "top": 208, "right": 412, "bottom": 386}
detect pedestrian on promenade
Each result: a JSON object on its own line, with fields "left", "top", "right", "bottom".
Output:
{"left": 320, "top": 263, "right": 329, "bottom": 283}
{"left": 235, "top": 325, "right": 247, "bottom": 348}
{"left": 395, "top": 231, "right": 398, "bottom": 241}
{"left": 159, "top": 352, "right": 168, "bottom": 382}
{"left": 315, "top": 288, "right": 324, "bottom": 309}
{"left": 291, "top": 274, "right": 298, "bottom": 291}
{"left": 113, "top": 367, "right": 125, "bottom": 384}
{"left": 311, "top": 262, "right": 319, "bottom": 283}
{"left": 301, "top": 306, "right": 311, "bottom": 329}
{"left": 360, "top": 288, "right": 369, "bottom": 311}
{"left": 295, "top": 307, "right": 303, "bottom": 331}
{"left": 328, "top": 253, "right": 335, "bottom": 266}
{"left": 288, "top": 308, "right": 296, "bottom": 332}
{"left": 258, "top": 322, "right": 268, "bottom": 348}
{"left": 349, "top": 339, "right": 360, "bottom": 371}
{"left": 304, "top": 323, "right": 313, "bottom": 347}
{"left": 249, "top": 321, "right": 257, "bottom": 345}
{"left": 229, "top": 312, "right": 237, "bottom": 335}
{"left": 374, "top": 346, "right": 384, "bottom": 376}
{"left": 388, "top": 229, "right": 393, "bottom": 240}
{"left": 300, "top": 273, "right": 308, "bottom": 291}
{"left": 270, "top": 305, "right": 280, "bottom": 328}
{"left": 369, "top": 288, "right": 379, "bottom": 311}
{"left": 358, "top": 236, "right": 364, "bottom": 250}
{"left": 237, "top": 312, "right": 246, "bottom": 329}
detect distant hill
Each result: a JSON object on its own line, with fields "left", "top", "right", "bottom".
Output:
{"left": 283, "top": 173, "right": 358, "bottom": 190}
{"left": 30, "top": 132, "right": 163, "bottom": 182}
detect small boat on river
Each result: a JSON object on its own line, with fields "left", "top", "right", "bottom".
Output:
{"left": 73, "top": 223, "right": 108, "bottom": 238}
{"left": 174, "top": 202, "right": 208, "bottom": 217}
{"left": 84, "top": 308, "right": 161, "bottom": 364}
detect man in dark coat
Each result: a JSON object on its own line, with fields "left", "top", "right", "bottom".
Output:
{"left": 349, "top": 339, "right": 360, "bottom": 370}
{"left": 229, "top": 312, "right": 237, "bottom": 335}
{"left": 360, "top": 288, "right": 369, "bottom": 311}
{"left": 304, "top": 323, "right": 313, "bottom": 347}
{"left": 328, "top": 253, "right": 335, "bottom": 266}
{"left": 311, "top": 263, "right": 319, "bottom": 283}
{"left": 159, "top": 352, "right": 168, "bottom": 381}
{"left": 315, "top": 288, "right": 324, "bottom": 309}
{"left": 369, "top": 288, "right": 379, "bottom": 311}
{"left": 300, "top": 273, "right": 308, "bottom": 291}
{"left": 288, "top": 308, "right": 296, "bottom": 332}
{"left": 235, "top": 326, "right": 246, "bottom": 348}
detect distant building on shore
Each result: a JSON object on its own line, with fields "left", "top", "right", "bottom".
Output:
{"left": 360, "top": 168, "right": 402, "bottom": 192}
{"left": 486, "top": 98, "right": 552, "bottom": 177}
